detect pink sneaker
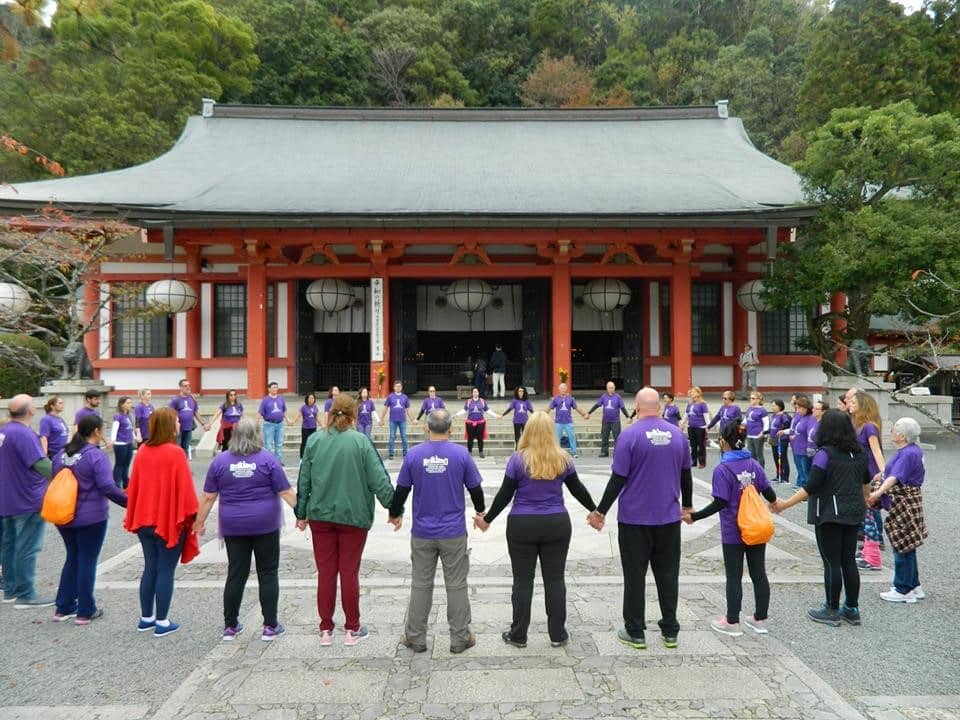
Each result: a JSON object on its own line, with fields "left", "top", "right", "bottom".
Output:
{"left": 319, "top": 629, "right": 334, "bottom": 646}
{"left": 710, "top": 617, "right": 743, "bottom": 636}
{"left": 344, "top": 626, "right": 369, "bottom": 646}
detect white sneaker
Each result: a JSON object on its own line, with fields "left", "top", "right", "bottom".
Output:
{"left": 743, "top": 616, "right": 768, "bottom": 634}
{"left": 910, "top": 585, "right": 925, "bottom": 600}
{"left": 880, "top": 589, "right": 917, "bottom": 604}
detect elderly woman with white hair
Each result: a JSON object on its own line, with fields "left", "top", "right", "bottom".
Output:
{"left": 868, "top": 417, "right": 928, "bottom": 603}
{"left": 194, "top": 418, "right": 297, "bottom": 641}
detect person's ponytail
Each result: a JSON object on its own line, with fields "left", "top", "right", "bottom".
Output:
{"left": 65, "top": 415, "right": 103, "bottom": 456}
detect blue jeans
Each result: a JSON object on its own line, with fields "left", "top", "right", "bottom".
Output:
{"left": 262, "top": 421, "right": 285, "bottom": 462}
{"left": 177, "top": 429, "right": 192, "bottom": 456}
{"left": 1, "top": 512, "right": 47, "bottom": 602}
{"left": 893, "top": 548, "right": 920, "bottom": 595}
{"left": 388, "top": 420, "right": 408, "bottom": 457}
{"left": 555, "top": 423, "right": 578, "bottom": 455}
{"left": 359, "top": 423, "right": 372, "bottom": 439}
{"left": 56, "top": 520, "right": 108, "bottom": 618}
{"left": 137, "top": 526, "right": 186, "bottom": 620}
{"left": 113, "top": 444, "right": 133, "bottom": 488}
{"left": 793, "top": 453, "right": 811, "bottom": 488}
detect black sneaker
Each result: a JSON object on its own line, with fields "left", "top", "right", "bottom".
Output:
{"left": 616, "top": 628, "right": 646, "bottom": 649}
{"left": 839, "top": 605, "right": 861, "bottom": 626}
{"left": 550, "top": 633, "right": 569, "bottom": 648}
{"left": 662, "top": 634, "right": 678, "bottom": 648}
{"left": 807, "top": 605, "right": 841, "bottom": 626}
{"left": 501, "top": 631, "right": 527, "bottom": 648}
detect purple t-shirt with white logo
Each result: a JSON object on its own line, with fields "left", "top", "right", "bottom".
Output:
{"left": 806, "top": 418, "right": 820, "bottom": 455}
{"left": 204, "top": 449, "right": 290, "bottom": 536}
{"left": 744, "top": 406, "right": 769, "bottom": 437}
{"left": 507, "top": 399, "right": 534, "bottom": 425}
{"left": 662, "top": 404, "right": 682, "bottom": 426}
{"left": 884, "top": 443, "right": 924, "bottom": 487}
{"left": 464, "top": 398, "right": 489, "bottom": 422}
{"left": 596, "top": 393, "right": 626, "bottom": 423}
{"left": 709, "top": 404, "right": 742, "bottom": 429}
{"left": 0, "top": 421, "right": 47, "bottom": 515}
{"left": 169, "top": 395, "right": 199, "bottom": 430}
{"left": 506, "top": 452, "right": 575, "bottom": 516}
{"left": 611, "top": 417, "right": 692, "bottom": 525}
{"left": 396, "top": 440, "right": 482, "bottom": 539}
{"left": 135, "top": 402, "right": 154, "bottom": 440}
{"left": 300, "top": 404, "right": 320, "bottom": 430}
{"left": 685, "top": 401, "right": 709, "bottom": 428}
{"left": 221, "top": 402, "right": 244, "bottom": 423}
{"left": 420, "top": 397, "right": 446, "bottom": 415}
{"left": 56, "top": 444, "right": 127, "bottom": 527}
{"left": 39, "top": 413, "right": 70, "bottom": 459}
{"left": 357, "top": 399, "right": 376, "bottom": 428}
{"left": 770, "top": 412, "right": 791, "bottom": 438}
{"left": 74, "top": 406, "right": 100, "bottom": 426}
{"left": 258, "top": 395, "right": 287, "bottom": 423}
{"left": 790, "top": 414, "right": 815, "bottom": 455}
{"left": 384, "top": 393, "right": 411, "bottom": 423}
{"left": 711, "top": 454, "right": 772, "bottom": 544}
{"left": 856, "top": 422, "right": 881, "bottom": 476}
{"left": 549, "top": 395, "right": 577, "bottom": 425}
{"left": 113, "top": 413, "right": 134, "bottom": 444}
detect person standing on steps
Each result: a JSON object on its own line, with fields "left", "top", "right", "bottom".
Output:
{"left": 490, "top": 344, "right": 508, "bottom": 399}
{"left": 416, "top": 386, "right": 446, "bottom": 427}
{"left": 456, "top": 387, "right": 498, "bottom": 458}
{"left": 586, "top": 381, "right": 630, "bottom": 458}
{"left": 380, "top": 381, "right": 413, "bottom": 459}
{"left": 501, "top": 386, "right": 534, "bottom": 449}
{"left": 548, "top": 383, "right": 588, "bottom": 458}
{"left": 257, "top": 382, "right": 288, "bottom": 465}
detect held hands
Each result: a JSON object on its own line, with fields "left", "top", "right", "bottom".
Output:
{"left": 295, "top": 519, "right": 307, "bottom": 531}
{"left": 473, "top": 513, "right": 489, "bottom": 532}
{"left": 587, "top": 510, "right": 605, "bottom": 532}
{"left": 192, "top": 520, "right": 205, "bottom": 535}
{"left": 769, "top": 499, "right": 783, "bottom": 514}
{"left": 680, "top": 508, "right": 693, "bottom": 525}
{"left": 388, "top": 515, "right": 402, "bottom": 532}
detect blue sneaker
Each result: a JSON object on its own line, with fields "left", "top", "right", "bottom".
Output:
{"left": 154, "top": 621, "right": 181, "bottom": 638}
{"left": 137, "top": 619, "right": 156, "bottom": 632}
{"left": 262, "top": 623, "right": 285, "bottom": 641}
{"left": 223, "top": 623, "right": 244, "bottom": 641}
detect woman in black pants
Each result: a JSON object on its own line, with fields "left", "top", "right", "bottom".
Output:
{"left": 474, "top": 411, "right": 597, "bottom": 648}
{"left": 774, "top": 408, "right": 871, "bottom": 626}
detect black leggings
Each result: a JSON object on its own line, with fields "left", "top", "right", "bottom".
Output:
{"left": 722, "top": 543, "right": 769, "bottom": 623}
{"left": 506, "top": 513, "right": 571, "bottom": 643}
{"left": 814, "top": 522, "right": 860, "bottom": 609}
{"left": 513, "top": 422, "right": 525, "bottom": 447}
{"left": 300, "top": 428, "right": 316, "bottom": 458}
{"left": 466, "top": 422, "right": 485, "bottom": 453}
{"left": 688, "top": 427, "right": 706, "bottom": 466}
{"left": 223, "top": 530, "right": 280, "bottom": 628}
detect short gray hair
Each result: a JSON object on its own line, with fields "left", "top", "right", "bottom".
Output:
{"left": 427, "top": 409, "right": 452, "bottom": 434}
{"left": 892, "top": 417, "right": 921, "bottom": 444}
{"left": 228, "top": 417, "right": 263, "bottom": 456}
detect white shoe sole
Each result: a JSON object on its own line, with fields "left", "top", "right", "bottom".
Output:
{"left": 710, "top": 622, "right": 743, "bottom": 637}
{"left": 743, "top": 620, "right": 768, "bottom": 634}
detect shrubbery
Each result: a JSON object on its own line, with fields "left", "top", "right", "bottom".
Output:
{"left": 0, "top": 334, "right": 51, "bottom": 397}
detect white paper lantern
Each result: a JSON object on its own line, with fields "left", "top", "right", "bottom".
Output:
{"left": 445, "top": 279, "right": 494, "bottom": 314}
{"left": 0, "top": 282, "right": 30, "bottom": 316}
{"left": 305, "top": 278, "right": 354, "bottom": 312}
{"left": 582, "top": 279, "right": 632, "bottom": 312}
{"left": 736, "top": 279, "right": 768, "bottom": 312}
{"left": 145, "top": 279, "right": 198, "bottom": 313}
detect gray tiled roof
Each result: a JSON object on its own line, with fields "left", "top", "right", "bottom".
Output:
{"left": 0, "top": 103, "right": 812, "bottom": 227}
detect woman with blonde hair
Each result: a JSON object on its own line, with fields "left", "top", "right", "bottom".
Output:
{"left": 684, "top": 386, "right": 710, "bottom": 469}
{"left": 848, "top": 390, "right": 885, "bottom": 570}
{"left": 475, "top": 411, "right": 597, "bottom": 648}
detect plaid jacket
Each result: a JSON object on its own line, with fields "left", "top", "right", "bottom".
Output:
{"left": 885, "top": 483, "right": 928, "bottom": 554}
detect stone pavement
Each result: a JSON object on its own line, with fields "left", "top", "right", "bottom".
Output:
{"left": 1, "top": 458, "right": 957, "bottom": 720}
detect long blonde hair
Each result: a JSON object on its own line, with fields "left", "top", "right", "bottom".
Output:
{"left": 689, "top": 386, "right": 703, "bottom": 402}
{"left": 517, "top": 411, "right": 571, "bottom": 480}
{"left": 851, "top": 390, "right": 882, "bottom": 435}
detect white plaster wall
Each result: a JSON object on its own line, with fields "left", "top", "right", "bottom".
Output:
{"left": 202, "top": 368, "right": 247, "bottom": 390}
{"left": 201, "top": 284, "right": 212, "bottom": 359}
{"left": 101, "top": 369, "right": 185, "bottom": 390}
{"left": 648, "top": 282, "right": 660, "bottom": 356}
{"left": 99, "top": 283, "right": 111, "bottom": 360}
{"left": 417, "top": 285, "right": 522, "bottom": 332}
{"left": 276, "top": 282, "right": 288, "bottom": 358}
{"left": 572, "top": 285, "right": 625, "bottom": 332}
{"left": 650, "top": 365, "right": 672, "bottom": 387}
{"left": 100, "top": 262, "right": 187, "bottom": 274}
{"left": 757, "top": 366, "right": 827, "bottom": 388}
{"left": 748, "top": 311, "right": 757, "bottom": 349}
{"left": 693, "top": 365, "right": 734, "bottom": 387}
{"left": 314, "top": 285, "right": 371, "bottom": 333}
{"left": 175, "top": 314, "right": 187, "bottom": 359}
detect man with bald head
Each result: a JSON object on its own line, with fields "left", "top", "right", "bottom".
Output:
{"left": 1, "top": 395, "right": 55, "bottom": 607}
{"left": 590, "top": 387, "right": 692, "bottom": 650}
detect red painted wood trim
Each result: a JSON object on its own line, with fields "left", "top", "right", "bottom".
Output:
{"left": 246, "top": 259, "right": 268, "bottom": 399}
{"left": 670, "top": 262, "right": 693, "bottom": 395}
{"left": 551, "top": 266, "right": 572, "bottom": 395}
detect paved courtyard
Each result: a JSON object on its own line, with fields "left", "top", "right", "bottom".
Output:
{"left": 1, "top": 435, "right": 958, "bottom": 720}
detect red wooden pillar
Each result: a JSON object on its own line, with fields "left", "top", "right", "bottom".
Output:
{"left": 82, "top": 279, "right": 99, "bottom": 372}
{"left": 246, "top": 256, "right": 268, "bottom": 399}
{"left": 551, "top": 263, "right": 572, "bottom": 395}
{"left": 184, "top": 247, "right": 202, "bottom": 391}
{"left": 369, "top": 274, "right": 390, "bottom": 398}
{"left": 831, "top": 292, "right": 848, "bottom": 368}
{"left": 671, "top": 259, "right": 693, "bottom": 395}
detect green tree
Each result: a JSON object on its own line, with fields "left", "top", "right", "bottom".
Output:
{"left": 764, "top": 102, "right": 960, "bottom": 369}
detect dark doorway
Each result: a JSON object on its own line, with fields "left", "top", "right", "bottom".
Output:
{"left": 572, "top": 332, "right": 624, "bottom": 391}
{"left": 415, "top": 332, "right": 522, "bottom": 391}
{"left": 313, "top": 333, "right": 369, "bottom": 392}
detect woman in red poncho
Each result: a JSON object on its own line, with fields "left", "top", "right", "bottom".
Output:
{"left": 124, "top": 407, "right": 199, "bottom": 637}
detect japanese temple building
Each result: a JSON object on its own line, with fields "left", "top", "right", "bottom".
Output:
{"left": 0, "top": 100, "right": 825, "bottom": 399}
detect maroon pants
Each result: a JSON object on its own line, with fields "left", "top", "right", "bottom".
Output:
{"left": 308, "top": 521, "right": 368, "bottom": 632}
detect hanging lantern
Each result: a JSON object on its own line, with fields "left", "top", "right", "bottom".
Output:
{"left": 582, "top": 278, "right": 631, "bottom": 312}
{"left": 445, "top": 279, "right": 494, "bottom": 314}
{"left": 305, "top": 278, "right": 354, "bottom": 312}
{"left": 145, "top": 279, "right": 198, "bottom": 313}
{"left": 736, "top": 279, "right": 768, "bottom": 312}
{"left": 0, "top": 282, "right": 30, "bottom": 316}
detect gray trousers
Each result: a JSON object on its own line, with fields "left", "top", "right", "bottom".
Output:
{"left": 405, "top": 534, "right": 472, "bottom": 648}
{"left": 746, "top": 436, "right": 766, "bottom": 469}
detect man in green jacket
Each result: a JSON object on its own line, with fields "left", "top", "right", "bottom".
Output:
{"left": 295, "top": 395, "right": 397, "bottom": 647}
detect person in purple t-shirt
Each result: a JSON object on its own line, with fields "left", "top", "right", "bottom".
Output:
{"left": 476, "top": 411, "right": 597, "bottom": 648}
{"left": 379, "top": 381, "right": 413, "bottom": 459}
{"left": 660, "top": 393, "right": 682, "bottom": 428}
{"left": 211, "top": 390, "right": 244, "bottom": 453}
{"left": 355, "top": 387, "right": 379, "bottom": 440}
{"left": 589, "top": 388, "right": 693, "bottom": 650}
{"left": 707, "top": 391, "right": 743, "bottom": 438}
{"left": 848, "top": 390, "right": 887, "bottom": 569}
{"left": 0, "top": 395, "right": 54, "bottom": 608}
{"left": 110, "top": 396, "right": 135, "bottom": 489}
{"left": 39, "top": 396, "right": 70, "bottom": 461}
{"left": 416, "top": 386, "right": 446, "bottom": 424}
{"left": 869, "top": 417, "right": 926, "bottom": 603}
{"left": 53, "top": 414, "right": 128, "bottom": 624}
{"left": 684, "top": 386, "right": 710, "bottom": 469}
{"left": 134, "top": 389, "right": 154, "bottom": 446}
{"left": 389, "top": 409, "right": 485, "bottom": 654}
{"left": 768, "top": 399, "right": 792, "bottom": 484}
{"left": 169, "top": 378, "right": 209, "bottom": 458}
{"left": 195, "top": 418, "right": 297, "bottom": 642}
{"left": 455, "top": 387, "right": 498, "bottom": 458}
{"left": 742, "top": 391, "right": 770, "bottom": 469}
{"left": 587, "top": 381, "right": 630, "bottom": 458}
{"left": 684, "top": 422, "right": 777, "bottom": 636}
{"left": 322, "top": 386, "right": 341, "bottom": 429}
{"left": 73, "top": 389, "right": 102, "bottom": 429}
{"left": 298, "top": 392, "right": 321, "bottom": 458}
{"left": 500, "top": 386, "right": 534, "bottom": 449}
{"left": 257, "top": 382, "right": 289, "bottom": 464}
{"left": 788, "top": 395, "right": 814, "bottom": 488}
{"left": 547, "top": 383, "right": 588, "bottom": 457}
